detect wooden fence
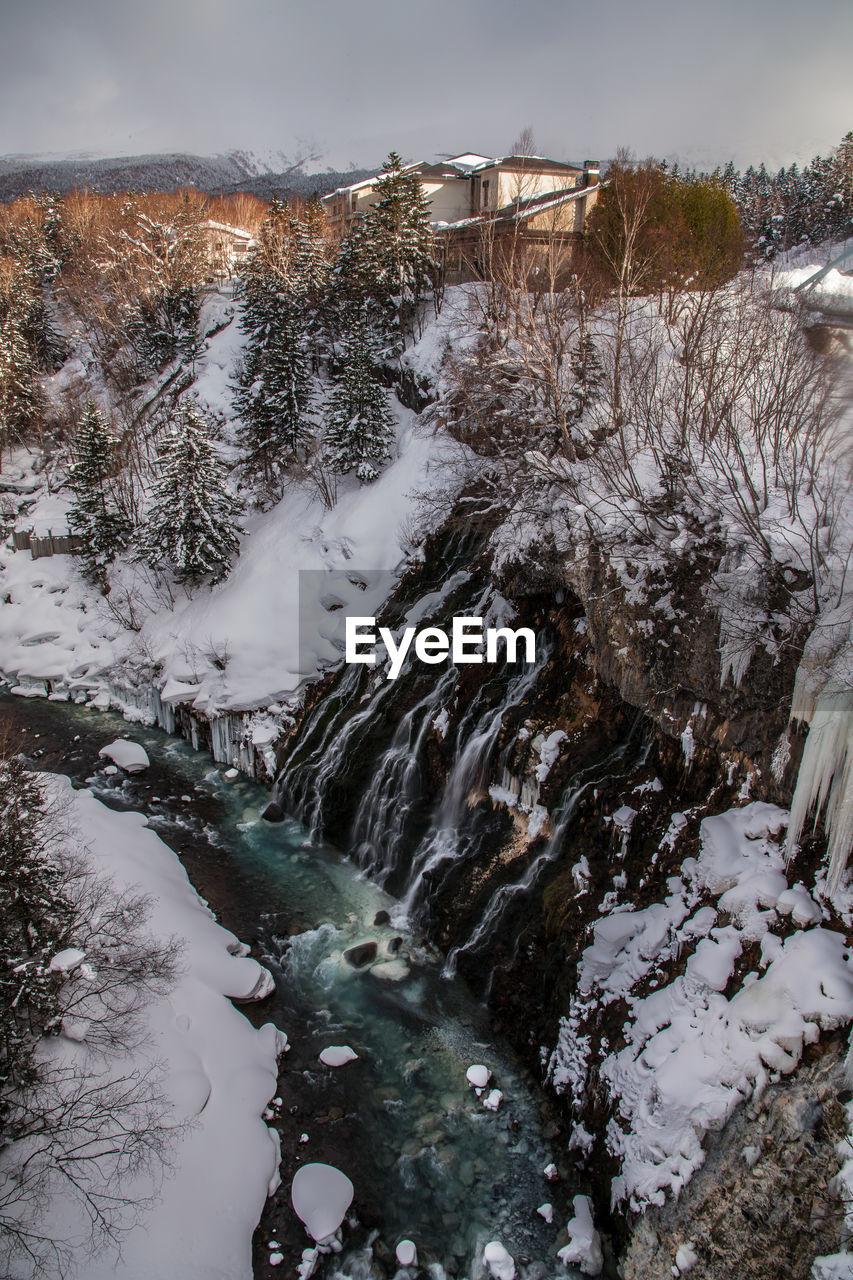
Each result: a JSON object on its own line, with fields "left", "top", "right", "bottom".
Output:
{"left": 12, "top": 529, "right": 85, "bottom": 559}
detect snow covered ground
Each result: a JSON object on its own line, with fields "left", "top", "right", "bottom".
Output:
{"left": 0, "top": 291, "right": 465, "bottom": 717}
{"left": 550, "top": 802, "right": 853, "bottom": 1215}
{"left": 4, "top": 774, "right": 286, "bottom": 1280}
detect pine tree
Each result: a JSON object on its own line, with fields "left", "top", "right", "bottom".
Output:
{"left": 324, "top": 313, "right": 395, "bottom": 483}
{"left": 0, "top": 754, "right": 75, "bottom": 1105}
{"left": 67, "top": 402, "right": 133, "bottom": 582}
{"left": 141, "top": 399, "right": 242, "bottom": 584}
{"left": 237, "top": 304, "right": 314, "bottom": 490}
{"left": 568, "top": 333, "right": 605, "bottom": 427}
{"left": 367, "top": 151, "right": 436, "bottom": 338}
{"left": 0, "top": 310, "right": 40, "bottom": 461}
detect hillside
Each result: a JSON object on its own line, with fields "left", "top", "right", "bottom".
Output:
{"left": 0, "top": 149, "right": 374, "bottom": 202}
{"left": 1, "top": 168, "right": 853, "bottom": 1279}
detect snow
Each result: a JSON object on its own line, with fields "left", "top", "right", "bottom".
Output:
{"left": 290, "top": 1163, "right": 354, "bottom": 1245}
{"left": 600, "top": 803, "right": 853, "bottom": 1211}
{"left": 557, "top": 1196, "right": 603, "bottom": 1275}
{"left": 557, "top": 802, "right": 853, "bottom": 1213}
{"left": 0, "top": 291, "right": 461, "bottom": 718}
{"left": 674, "top": 1242, "right": 699, "bottom": 1274}
{"left": 318, "top": 1045, "right": 359, "bottom": 1067}
{"left": 395, "top": 1240, "right": 418, "bottom": 1266}
{"left": 98, "top": 738, "right": 150, "bottom": 773}
{"left": 535, "top": 730, "right": 567, "bottom": 782}
{"left": 48, "top": 946, "right": 86, "bottom": 973}
{"left": 466, "top": 1064, "right": 491, "bottom": 1089}
{"left": 482, "top": 1088, "right": 503, "bottom": 1111}
{"left": 483, "top": 1241, "right": 516, "bottom": 1280}
{"left": 22, "top": 776, "right": 285, "bottom": 1280}
{"left": 537, "top": 1203, "right": 554, "bottom": 1224}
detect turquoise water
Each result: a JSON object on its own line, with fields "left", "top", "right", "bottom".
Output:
{"left": 4, "top": 695, "right": 578, "bottom": 1278}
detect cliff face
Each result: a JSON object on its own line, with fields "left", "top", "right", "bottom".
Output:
{"left": 261, "top": 487, "right": 849, "bottom": 1276}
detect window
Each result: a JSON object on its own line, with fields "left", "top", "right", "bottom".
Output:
{"left": 482, "top": 180, "right": 490, "bottom": 208}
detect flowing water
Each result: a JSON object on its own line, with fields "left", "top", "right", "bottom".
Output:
{"left": 2, "top": 692, "right": 583, "bottom": 1279}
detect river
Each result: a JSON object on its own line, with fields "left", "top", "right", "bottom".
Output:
{"left": 1, "top": 691, "right": 583, "bottom": 1279}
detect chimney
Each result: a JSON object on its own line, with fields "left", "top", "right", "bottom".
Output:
{"left": 582, "top": 160, "right": 600, "bottom": 189}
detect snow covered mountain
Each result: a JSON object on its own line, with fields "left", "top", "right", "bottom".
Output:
{"left": 0, "top": 150, "right": 374, "bottom": 201}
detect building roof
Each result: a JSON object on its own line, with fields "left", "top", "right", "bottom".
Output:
{"left": 199, "top": 219, "right": 254, "bottom": 240}
{"left": 434, "top": 182, "right": 603, "bottom": 233}
{"left": 321, "top": 153, "right": 594, "bottom": 202}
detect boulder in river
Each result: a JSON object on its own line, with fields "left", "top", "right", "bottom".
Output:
{"left": 261, "top": 801, "right": 285, "bottom": 823}
{"left": 344, "top": 941, "right": 378, "bottom": 968}
{"left": 373, "top": 909, "right": 391, "bottom": 926}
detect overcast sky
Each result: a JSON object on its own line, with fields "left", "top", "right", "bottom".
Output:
{"left": 1, "top": 0, "right": 851, "bottom": 173}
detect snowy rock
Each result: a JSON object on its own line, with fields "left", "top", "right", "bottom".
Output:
{"left": 543, "top": 1162, "right": 560, "bottom": 1181}
{"left": 103, "top": 764, "right": 118, "bottom": 776}
{"left": 291, "top": 1163, "right": 354, "bottom": 1244}
{"left": 776, "top": 885, "right": 822, "bottom": 926}
{"left": 297, "top": 1249, "right": 319, "bottom": 1280}
{"left": 319, "top": 1045, "right": 359, "bottom": 1067}
{"left": 98, "top": 739, "right": 149, "bottom": 773}
{"left": 224, "top": 767, "right": 239, "bottom": 779}
{"left": 537, "top": 1203, "right": 554, "bottom": 1223}
{"left": 369, "top": 959, "right": 410, "bottom": 981}
{"left": 269, "top": 1253, "right": 283, "bottom": 1267}
{"left": 557, "top": 1195, "right": 603, "bottom": 1275}
{"left": 483, "top": 1088, "right": 503, "bottom": 1111}
{"left": 466, "top": 1064, "right": 492, "bottom": 1090}
{"left": 396, "top": 1239, "right": 418, "bottom": 1266}
{"left": 483, "top": 1241, "right": 516, "bottom": 1280}
{"left": 674, "top": 1242, "right": 698, "bottom": 1273}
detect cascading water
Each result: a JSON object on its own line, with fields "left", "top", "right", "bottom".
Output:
{"left": 349, "top": 665, "right": 459, "bottom": 882}
{"left": 393, "top": 644, "right": 553, "bottom": 922}
{"left": 5, "top": 693, "right": 586, "bottom": 1279}
{"left": 442, "top": 730, "right": 650, "bottom": 981}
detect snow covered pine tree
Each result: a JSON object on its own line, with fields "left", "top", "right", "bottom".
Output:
{"left": 67, "top": 401, "right": 133, "bottom": 584}
{"left": 324, "top": 311, "right": 396, "bottom": 483}
{"left": 140, "top": 397, "right": 241, "bottom": 584}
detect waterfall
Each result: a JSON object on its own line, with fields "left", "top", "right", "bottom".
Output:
{"left": 276, "top": 661, "right": 401, "bottom": 837}
{"left": 391, "top": 643, "right": 552, "bottom": 920}
{"left": 350, "top": 665, "right": 459, "bottom": 882}
{"left": 442, "top": 729, "right": 649, "bottom": 979}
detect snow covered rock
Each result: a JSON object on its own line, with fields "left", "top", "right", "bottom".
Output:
{"left": 543, "top": 1162, "right": 559, "bottom": 1181}
{"left": 319, "top": 1045, "right": 359, "bottom": 1067}
{"left": 483, "top": 1241, "right": 516, "bottom": 1280}
{"left": 98, "top": 739, "right": 150, "bottom": 773}
{"left": 297, "top": 1249, "right": 319, "bottom": 1280}
{"left": 537, "top": 1203, "right": 554, "bottom": 1223}
{"left": 466, "top": 1063, "right": 491, "bottom": 1089}
{"left": 483, "top": 1088, "right": 503, "bottom": 1111}
{"left": 674, "top": 1242, "right": 698, "bottom": 1274}
{"left": 395, "top": 1240, "right": 418, "bottom": 1266}
{"left": 291, "top": 1163, "right": 354, "bottom": 1244}
{"left": 557, "top": 1195, "right": 603, "bottom": 1275}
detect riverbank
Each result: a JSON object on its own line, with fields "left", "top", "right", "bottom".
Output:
{"left": 2, "top": 692, "right": 588, "bottom": 1278}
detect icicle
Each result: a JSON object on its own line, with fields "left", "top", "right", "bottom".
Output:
{"left": 786, "top": 683, "right": 853, "bottom": 889}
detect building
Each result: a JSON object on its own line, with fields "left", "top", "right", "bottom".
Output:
{"left": 199, "top": 219, "right": 254, "bottom": 280}
{"left": 321, "top": 152, "right": 601, "bottom": 281}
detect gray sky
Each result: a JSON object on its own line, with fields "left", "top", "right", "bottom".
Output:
{"left": 1, "top": 0, "right": 851, "bottom": 173}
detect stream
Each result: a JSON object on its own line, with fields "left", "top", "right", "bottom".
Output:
{"left": 1, "top": 691, "right": 582, "bottom": 1280}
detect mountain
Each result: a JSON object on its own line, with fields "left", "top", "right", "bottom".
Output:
{"left": 0, "top": 150, "right": 375, "bottom": 202}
